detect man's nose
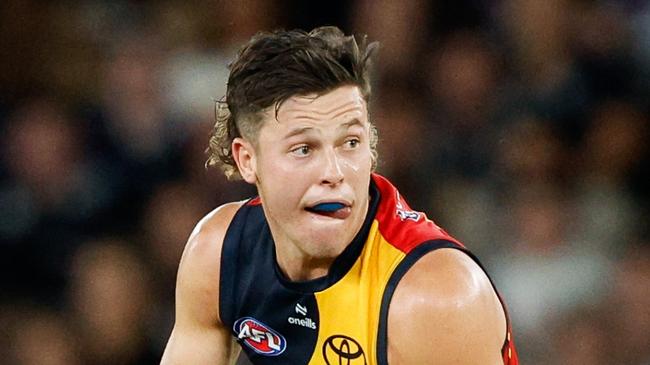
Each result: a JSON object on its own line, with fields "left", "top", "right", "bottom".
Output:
{"left": 321, "top": 148, "right": 344, "bottom": 186}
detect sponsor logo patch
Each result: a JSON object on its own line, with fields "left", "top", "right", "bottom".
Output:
{"left": 395, "top": 191, "right": 421, "bottom": 222}
{"left": 234, "top": 317, "right": 286, "bottom": 356}
{"left": 322, "top": 334, "right": 367, "bottom": 365}
{"left": 289, "top": 302, "right": 317, "bottom": 329}
{"left": 288, "top": 316, "right": 317, "bottom": 329}
{"left": 295, "top": 303, "right": 307, "bottom": 316}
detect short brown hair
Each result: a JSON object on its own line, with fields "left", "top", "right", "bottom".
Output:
{"left": 206, "top": 26, "right": 378, "bottom": 179}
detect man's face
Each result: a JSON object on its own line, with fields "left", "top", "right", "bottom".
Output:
{"left": 236, "top": 85, "right": 373, "bottom": 262}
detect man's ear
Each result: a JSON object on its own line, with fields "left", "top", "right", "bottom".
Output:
{"left": 232, "top": 137, "right": 258, "bottom": 184}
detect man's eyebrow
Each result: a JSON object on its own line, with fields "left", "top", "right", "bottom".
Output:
{"left": 282, "top": 118, "right": 367, "bottom": 140}
{"left": 339, "top": 118, "right": 365, "bottom": 130}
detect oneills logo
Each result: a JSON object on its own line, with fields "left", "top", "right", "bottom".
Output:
{"left": 322, "top": 335, "right": 367, "bottom": 365}
{"left": 295, "top": 303, "right": 307, "bottom": 316}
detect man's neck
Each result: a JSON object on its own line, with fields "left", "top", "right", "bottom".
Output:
{"left": 275, "top": 251, "right": 335, "bottom": 282}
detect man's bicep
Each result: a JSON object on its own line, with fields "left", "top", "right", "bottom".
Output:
{"left": 163, "top": 268, "right": 238, "bottom": 364}
{"left": 162, "top": 202, "right": 243, "bottom": 364}
{"left": 161, "top": 259, "right": 240, "bottom": 365}
{"left": 387, "top": 249, "right": 506, "bottom": 364}
{"left": 161, "top": 261, "right": 240, "bottom": 365}
{"left": 161, "top": 322, "right": 240, "bottom": 365}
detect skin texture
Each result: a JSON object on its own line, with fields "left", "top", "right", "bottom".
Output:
{"left": 161, "top": 86, "right": 508, "bottom": 364}
{"left": 387, "top": 248, "right": 507, "bottom": 365}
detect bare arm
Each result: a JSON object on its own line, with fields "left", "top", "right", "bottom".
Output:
{"left": 161, "top": 202, "right": 244, "bottom": 365}
{"left": 387, "top": 248, "right": 507, "bottom": 365}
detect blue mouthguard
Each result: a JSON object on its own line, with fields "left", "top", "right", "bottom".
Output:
{"left": 311, "top": 202, "right": 346, "bottom": 212}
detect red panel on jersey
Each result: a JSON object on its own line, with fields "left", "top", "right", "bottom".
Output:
{"left": 371, "top": 174, "right": 463, "bottom": 253}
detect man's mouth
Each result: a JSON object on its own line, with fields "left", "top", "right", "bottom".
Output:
{"left": 305, "top": 202, "right": 352, "bottom": 219}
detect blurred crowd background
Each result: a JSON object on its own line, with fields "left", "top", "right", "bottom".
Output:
{"left": 1, "top": 0, "right": 648, "bottom": 364}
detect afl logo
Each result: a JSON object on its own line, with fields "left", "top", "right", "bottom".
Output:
{"left": 322, "top": 335, "right": 367, "bottom": 365}
{"left": 234, "top": 317, "right": 286, "bottom": 356}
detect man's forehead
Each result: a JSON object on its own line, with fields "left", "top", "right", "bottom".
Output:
{"left": 275, "top": 86, "right": 367, "bottom": 120}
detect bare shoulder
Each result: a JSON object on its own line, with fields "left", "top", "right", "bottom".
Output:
{"left": 182, "top": 201, "right": 244, "bottom": 269}
{"left": 387, "top": 248, "right": 506, "bottom": 364}
{"left": 176, "top": 201, "right": 246, "bottom": 324}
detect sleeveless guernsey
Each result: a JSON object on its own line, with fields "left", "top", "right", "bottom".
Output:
{"left": 219, "top": 173, "right": 518, "bottom": 364}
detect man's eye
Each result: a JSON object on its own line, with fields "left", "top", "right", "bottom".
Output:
{"left": 346, "top": 139, "right": 360, "bottom": 148}
{"left": 291, "top": 145, "right": 311, "bottom": 156}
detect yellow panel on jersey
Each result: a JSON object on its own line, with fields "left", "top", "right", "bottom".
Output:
{"left": 309, "top": 220, "right": 405, "bottom": 364}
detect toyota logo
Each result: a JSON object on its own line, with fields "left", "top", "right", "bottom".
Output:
{"left": 322, "top": 334, "right": 367, "bottom": 365}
